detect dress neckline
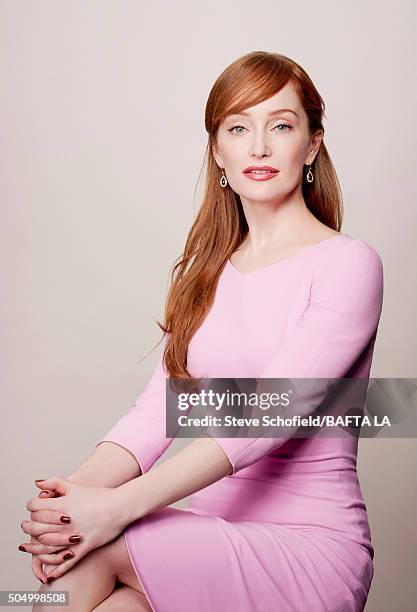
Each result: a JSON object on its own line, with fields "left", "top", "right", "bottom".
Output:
{"left": 226, "top": 233, "right": 350, "bottom": 278}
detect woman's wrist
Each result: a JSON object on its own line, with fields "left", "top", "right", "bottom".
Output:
{"left": 63, "top": 474, "right": 142, "bottom": 533}
{"left": 115, "top": 477, "right": 149, "bottom": 528}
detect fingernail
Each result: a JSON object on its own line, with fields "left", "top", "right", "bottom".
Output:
{"left": 39, "top": 491, "right": 50, "bottom": 497}
{"left": 35, "top": 479, "right": 46, "bottom": 482}
{"left": 47, "top": 576, "right": 55, "bottom": 583}
{"left": 63, "top": 551, "right": 74, "bottom": 560}
{"left": 68, "top": 535, "right": 81, "bottom": 543}
{"left": 18, "top": 545, "right": 26, "bottom": 552}
{"left": 60, "top": 515, "right": 71, "bottom": 523}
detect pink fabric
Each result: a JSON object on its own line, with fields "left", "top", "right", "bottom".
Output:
{"left": 97, "top": 232, "right": 384, "bottom": 611}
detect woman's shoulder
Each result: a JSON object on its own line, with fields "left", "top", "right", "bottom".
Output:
{"left": 312, "top": 233, "right": 384, "bottom": 294}
{"left": 308, "top": 233, "right": 384, "bottom": 318}
{"left": 323, "top": 232, "right": 383, "bottom": 268}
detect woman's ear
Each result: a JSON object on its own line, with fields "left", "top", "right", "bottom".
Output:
{"left": 211, "top": 139, "right": 223, "bottom": 169}
{"left": 306, "top": 129, "right": 324, "bottom": 164}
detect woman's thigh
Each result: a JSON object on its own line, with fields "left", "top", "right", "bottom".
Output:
{"left": 108, "top": 533, "right": 147, "bottom": 596}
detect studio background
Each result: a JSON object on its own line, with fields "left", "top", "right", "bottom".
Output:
{"left": 1, "top": 1, "right": 416, "bottom": 610}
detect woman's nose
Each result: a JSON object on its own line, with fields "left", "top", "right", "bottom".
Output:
{"left": 249, "top": 132, "right": 272, "bottom": 157}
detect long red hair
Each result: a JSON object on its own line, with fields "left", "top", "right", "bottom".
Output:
{"left": 153, "top": 51, "right": 343, "bottom": 380}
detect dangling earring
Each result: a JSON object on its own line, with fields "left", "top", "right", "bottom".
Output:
{"left": 306, "top": 164, "right": 314, "bottom": 183}
{"left": 220, "top": 168, "right": 228, "bottom": 188}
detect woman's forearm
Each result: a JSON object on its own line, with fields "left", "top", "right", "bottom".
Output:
{"left": 116, "top": 436, "right": 232, "bottom": 527}
{"left": 66, "top": 441, "right": 142, "bottom": 487}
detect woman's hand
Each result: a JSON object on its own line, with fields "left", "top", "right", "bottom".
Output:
{"left": 20, "top": 476, "right": 127, "bottom": 581}
{"left": 29, "top": 534, "right": 70, "bottom": 584}
{"left": 19, "top": 488, "right": 70, "bottom": 584}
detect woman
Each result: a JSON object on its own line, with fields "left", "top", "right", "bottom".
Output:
{"left": 20, "top": 51, "right": 384, "bottom": 611}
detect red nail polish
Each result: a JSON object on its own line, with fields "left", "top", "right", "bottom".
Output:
{"left": 18, "top": 545, "right": 26, "bottom": 552}
{"left": 47, "top": 576, "right": 55, "bottom": 583}
{"left": 35, "top": 479, "right": 46, "bottom": 482}
{"left": 68, "top": 535, "right": 81, "bottom": 543}
{"left": 60, "top": 515, "right": 71, "bottom": 523}
{"left": 63, "top": 552, "right": 74, "bottom": 561}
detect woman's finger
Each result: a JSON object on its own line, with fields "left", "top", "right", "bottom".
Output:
{"left": 32, "top": 555, "right": 47, "bottom": 584}
{"left": 46, "top": 558, "right": 78, "bottom": 582}
{"left": 38, "top": 488, "right": 63, "bottom": 499}
{"left": 37, "top": 531, "right": 82, "bottom": 547}
{"left": 34, "top": 476, "right": 70, "bottom": 497}
{"left": 21, "top": 540, "right": 68, "bottom": 555}
{"left": 30, "top": 537, "right": 47, "bottom": 585}
{"left": 29, "top": 509, "right": 71, "bottom": 525}
{"left": 34, "top": 549, "right": 75, "bottom": 566}
{"left": 45, "top": 545, "right": 88, "bottom": 582}
{"left": 20, "top": 519, "right": 70, "bottom": 538}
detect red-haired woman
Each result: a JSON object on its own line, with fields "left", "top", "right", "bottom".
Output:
{"left": 21, "top": 51, "right": 383, "bottom": 612}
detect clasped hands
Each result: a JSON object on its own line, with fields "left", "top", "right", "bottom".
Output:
{"left": 19, "top": 477, "right": 128, "bottom": 583}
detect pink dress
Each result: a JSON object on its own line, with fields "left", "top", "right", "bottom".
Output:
{"left": 97, "top": 232, "right": 384, "bottom": 612}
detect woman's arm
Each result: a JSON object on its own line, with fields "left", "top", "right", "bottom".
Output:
{"left": 63, "top": 342, "right": 176, "bottom": 487}
{"left": 94, "top": 333, "right": 178, "bottom": 475}
{"left": 27, "top": 441, "right": 143, "bottom": 584}
{"left": 24, "top": 436, "right": 232, "bottom": 583}
{"left": 116, "top": 436, "right": 232, "bottom": 527}
{"left": 66, "top": 441, "right": 142, "bottom": 487}
{"left": 26, "top": 337, "right": 171, "bottom": 578}
{"left": 64, "top": 335, "right": 174, "bottom": 488}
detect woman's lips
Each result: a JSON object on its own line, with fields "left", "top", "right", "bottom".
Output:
{"left": 244, "top": 170, "right": 279, "bottom": 181}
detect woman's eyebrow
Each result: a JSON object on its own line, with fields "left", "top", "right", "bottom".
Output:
{"left": 228, "top": 108, "right": 299, "bottom": 119}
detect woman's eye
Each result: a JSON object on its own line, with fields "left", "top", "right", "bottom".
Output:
{"left": 274, "top": 123, "right": 292, "bottom": 132}
{"left": 228, "top": 125, "right": 246, "bottom": 135}
{"left": 228, "top": 123, "right": 292, "bottom": 135}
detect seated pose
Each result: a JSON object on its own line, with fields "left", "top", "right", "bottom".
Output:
{"left": 20, "top": 50, "right": 384, "bottom": 612}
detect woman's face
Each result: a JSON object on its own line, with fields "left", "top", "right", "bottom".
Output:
{"left": 213, "top": 82, "right": 323, "bottom": 205}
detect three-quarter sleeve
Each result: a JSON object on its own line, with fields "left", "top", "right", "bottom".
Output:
{"left": 96, "top": 334, "right": 172, "bottom": 474}
{"left": 205, "top": 241, "right": 384, "bottom": 475}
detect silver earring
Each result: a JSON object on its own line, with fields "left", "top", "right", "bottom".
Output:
{"left": 220, "top": 168, "right": 228, "bottom": 188}
{"left": 306, "top": 164, "right": 314, "bottom": 183}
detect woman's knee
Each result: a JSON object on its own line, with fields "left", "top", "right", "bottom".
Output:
{"left": 35, "top": 534, "right": 146, "bottom": 608}
{"left": 38, "top": 539, "right": 119, "bottom": 591}
{"left": 92, "top": 585, "right": 152, "bottom": 611}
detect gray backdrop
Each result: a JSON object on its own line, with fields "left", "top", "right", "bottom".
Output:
{"left": 2, "top": 1, "right": 416, "bottom": 610}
